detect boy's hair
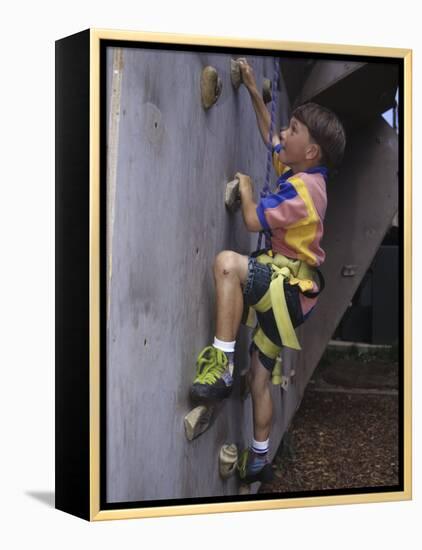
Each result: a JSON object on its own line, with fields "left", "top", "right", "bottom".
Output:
{"left": 291, "top": 102, "right": 346, "bottom": 170}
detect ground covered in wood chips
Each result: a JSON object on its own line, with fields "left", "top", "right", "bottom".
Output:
{"left": 259, "top": 354, "right": 400, "bottom": 494}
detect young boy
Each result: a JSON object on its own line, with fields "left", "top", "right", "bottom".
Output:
{"left": 190, "top": 58, "right": 346, "bottom": 484}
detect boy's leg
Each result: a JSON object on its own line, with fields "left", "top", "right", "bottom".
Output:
{"left": 190, "top": 251, "right": 249, "bottom": 403}
{"left": 237, "top": 347, "right": 275, "bottom": 484}
{"left": 213, "top": 251, "right": 249, "bottom": 341}
{"left": 248, "top": 347, "right": 273, "bottom": 441}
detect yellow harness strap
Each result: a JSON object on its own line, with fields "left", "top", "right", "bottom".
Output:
{"left": 248, "top": 253, "right": 317, "bottom": 355}
{"left": 271, "top": 356, "right": 283, "bottom": 385}
{"left": 253, "top": 326, "right": 282, "bottom": 359}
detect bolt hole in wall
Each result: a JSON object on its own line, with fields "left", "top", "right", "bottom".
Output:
{"left": 333, "top": 89, "right": 399, "bottom": 347}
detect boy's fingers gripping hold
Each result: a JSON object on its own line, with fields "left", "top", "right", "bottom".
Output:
{"left": 234, "top": 171, "right": 250, "bottom": 184}
{"left": 237, "top": 58, "right": 256, "bottom": 91}
{"left": 235, "top": 172, "right": 253, "bottom": 196}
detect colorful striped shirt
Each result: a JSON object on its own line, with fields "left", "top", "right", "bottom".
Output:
{"left": 256, "top": 149, "right": 328, "bottom": 317}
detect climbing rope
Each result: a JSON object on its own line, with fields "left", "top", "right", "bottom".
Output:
{"left": 257, "top": 58, "right": 281, "bottom": 251}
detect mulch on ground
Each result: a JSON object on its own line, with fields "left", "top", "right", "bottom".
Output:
{"left": 259, "top": 385, "right": 399, "bottom": 494}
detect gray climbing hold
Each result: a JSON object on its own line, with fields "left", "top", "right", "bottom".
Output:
{"left": 225, "top": 178, "right": 240, "bottom": 212}
{"left": 230, "top": 59, "right": 242, "bottom": 89}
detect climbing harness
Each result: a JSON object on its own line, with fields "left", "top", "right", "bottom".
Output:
{"left": 245, "top": 251, "right": 325, "bottom": 360}
{"left": 252, "top": 253, "right": 324, "bottom": 352}
{"left": 245, "top": 250, "right": 325, "bottom": 386}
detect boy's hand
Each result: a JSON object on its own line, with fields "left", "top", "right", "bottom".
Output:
{"left": 235, "top": 172, "right": 262, "bottom": 232}
{"left": 235, "top": 172, "right": 253, "bottom": 198}
{"left": 237, "top": 58, "right": 257, "bottom": 93}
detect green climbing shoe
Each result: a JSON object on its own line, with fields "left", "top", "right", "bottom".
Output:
{"left": 237, "top": 448, "right": 274, "bottom": 485}
{"left": 190, "top": 345, "right": 233, "bottom": 403}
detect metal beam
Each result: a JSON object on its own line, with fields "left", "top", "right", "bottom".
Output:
{"left": 297, "top": 61, "right": 399, "bottom": 129}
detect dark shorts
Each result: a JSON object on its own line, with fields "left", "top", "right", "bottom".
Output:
{"left": 243, "top": 256, "right": 310, "bottom": 372}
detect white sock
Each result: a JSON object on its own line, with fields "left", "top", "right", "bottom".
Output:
{"left": 252, "top": 437, "right": 269, "bottom": 455}
{"left": 213, "top": 337, "right": 236, "bottom": 354}
{"left": 213, "top": 337, "right": 235, "bottom": 376}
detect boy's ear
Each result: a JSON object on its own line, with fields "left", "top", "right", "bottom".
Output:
{"left": 306, "top": 143, "right": 321, "bottom": 162}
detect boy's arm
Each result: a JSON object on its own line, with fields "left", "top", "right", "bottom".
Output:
{"left": 236, "top": 172, "right": 263, "bottom": 232}
{"left": 238, "top": 58, "right": 279, "bottom": 148}
{"left": 248, "top": 86, "right": 273, "bottom": 147}
{"left": 235, "top": 172, "right": 311, "bottom": 234}
{"left": 238, "top": 58, "right": 288, "bottom": 179}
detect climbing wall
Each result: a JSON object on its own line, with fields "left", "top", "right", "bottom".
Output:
{"left": 106, "top": 46, "right": 290, "bottom": 502}
{"left": 106, "top": 48, "right": 399, "bottom": 503}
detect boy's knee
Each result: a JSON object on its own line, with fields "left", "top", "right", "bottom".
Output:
{"left": 214, "top": 250, "right": 238, "bottom": 277}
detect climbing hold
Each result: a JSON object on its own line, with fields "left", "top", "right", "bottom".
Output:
{"left": 263, "top": 78, "right": 272, "bottom": 104}
{"left": 225, "top": 178, "right": 240, "bottom": 212}
{"left": 184, "top": 405, "right": 215, "bottom": 441}
{"left": 219, "top": 444, "right": 239, "bottom": 479}
{"left": 230, "top": 58, "right": 242, "bottom": 89}
{"left": 239, "top": 484, "right": 250, "bottom": 494}
{"left": 201, "top": 66, "right": 222, "bottom": 110}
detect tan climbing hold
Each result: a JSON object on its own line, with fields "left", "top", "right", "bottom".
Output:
{"left": 219, "top": 444, "right": 239, "bottom": 479}
{"left": 201, "top": 66, "right": 222, "bottom": 110}
{"left": 238, "top": 483, "right": 251, "bottom": 495}
{"left": 230, "top": 58, "right": 242, "bottom": 89}
{"left": 184, "top": 405, "right": 215, "bottom": 441}
{"left": 225, "top": 178, "right": 240, "bottom": 212}
{"left": 263, "top": 78, "right": 272, "bottom": 104}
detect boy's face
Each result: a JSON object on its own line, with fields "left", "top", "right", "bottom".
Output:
{"left": 278, "top": 116, "right": 319, "bottom": 167}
